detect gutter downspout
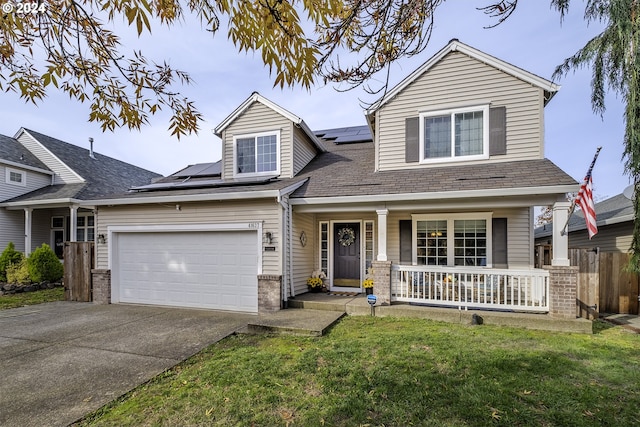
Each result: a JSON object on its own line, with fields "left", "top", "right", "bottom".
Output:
{"left": 277, "top": 194, "right": 293, "bottom": 308}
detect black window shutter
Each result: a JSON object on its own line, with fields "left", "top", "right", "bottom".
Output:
{"left": 492, "top": 218, "right": 508, "bottom": 268}
{"left": 399, "top": 220, "right": 412, "bottom": 263}
{"left": 489, "top": 106, "right": 506, "bottom": 156}
{"left": 405, "top": 117, "right": 419, "bottom": 163}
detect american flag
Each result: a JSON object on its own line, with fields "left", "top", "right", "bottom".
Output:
{"left": 576, "top": 176, "right": 597, "bottom": 239}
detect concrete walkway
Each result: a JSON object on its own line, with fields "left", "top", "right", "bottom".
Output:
{"left": 0, "top": 302, "right": 254, "bottom": 427}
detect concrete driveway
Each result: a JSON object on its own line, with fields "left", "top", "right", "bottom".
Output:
{"left": 0, "top": 302, "right": 254, "bottom": 427}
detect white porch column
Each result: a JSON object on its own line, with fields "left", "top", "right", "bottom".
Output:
{"left": 376, "top": 209, "right": 389, "bottom": 261}
{"left": 69, "top": 205, "right": 78, "bottom": 242}
{"left": 552, "top": 201, "right": 571, "bottom": 266}
{"left": 24, "top": 208, "right": 33, "bottom": 255}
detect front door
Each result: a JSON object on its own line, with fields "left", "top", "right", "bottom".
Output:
{"left": 333, "top": 222, "right": 361, "bottom": 289}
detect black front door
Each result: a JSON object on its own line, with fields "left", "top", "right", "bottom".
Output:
{"left": 333, "top": 223, "right": 360, "bottom": 288}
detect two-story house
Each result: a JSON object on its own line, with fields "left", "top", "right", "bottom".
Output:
{"left": 89, "top": 40, "right": 579, "bottom": 318}
{"left": 0, "top": 129, "right": 161, "bottom": 257}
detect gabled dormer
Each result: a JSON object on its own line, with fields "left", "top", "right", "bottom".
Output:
{"left": 365, "top": 39, "right": 560, "bottom": 171}
{"left": 14, "top": 128, "right": 86, "bottom": 185}
{"left": 214, "top": 92, "right": 325, "bottom": 180}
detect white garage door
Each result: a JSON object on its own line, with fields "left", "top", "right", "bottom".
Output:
{"left": 114, "top": 231, "right": 258, "bottom": 312}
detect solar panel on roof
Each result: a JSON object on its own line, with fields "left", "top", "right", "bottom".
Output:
{"left": 130, "top": 175, "right": 277, "bottom": 192}
{"left": 172, "top": 162, "right": 221, "bottom": 178}
{"left": 314, "top": 125, "right": 372, "bottom": 144}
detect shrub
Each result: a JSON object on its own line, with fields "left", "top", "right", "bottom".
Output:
{"left": 0, "top": 242, "right": 24, "bottom": 282}
{"left": 6, "top": 259, "right": 31, "bottom": 285}
{"left": 27, "top": 244, "right": 63, "bottom": 283}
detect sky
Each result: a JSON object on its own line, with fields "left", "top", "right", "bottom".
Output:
{"left": 1, "top": 1, "right": 629, "bottom": 201}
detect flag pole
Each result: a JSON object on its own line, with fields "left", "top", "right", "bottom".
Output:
{"left": 560, "top": 146, "right": 602, "bottom": 236}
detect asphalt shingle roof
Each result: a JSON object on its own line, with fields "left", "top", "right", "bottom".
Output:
{"left": 0, "top": 134, "right": 49, "bottom": 171}
{"left": 2, "top": 130, "right": 161, "bottom": 203}
{"left": 535, "top": 193, "right": 634, "bottom": 238}
{"left": 291, "top": 139, "right": 577, "bottom": 199}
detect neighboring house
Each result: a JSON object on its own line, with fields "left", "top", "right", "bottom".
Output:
{"left": 0, "top": 129, "right": 161, "bottom": 257}
{"left": 88, "top": 39, "right": 579, "bottom": 318}
{"left": 535, "top": 192, "right": 634, "bottom": 255}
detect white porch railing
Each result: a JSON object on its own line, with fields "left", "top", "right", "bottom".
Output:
{"left": 391, "top": 265, "right": 549, "bottom": 313}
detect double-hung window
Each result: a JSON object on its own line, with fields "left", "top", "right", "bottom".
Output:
{"left": 234, "top": 131, "right": 280, "bottom": 177}
{"left": 6, "top": 167, "right": 25, "bottom": 186}
{"left": 413, "top": 213, "right": 492, "bottom": 267}
{"left": 419, "top": 105, "right": 489, "bottom": 163}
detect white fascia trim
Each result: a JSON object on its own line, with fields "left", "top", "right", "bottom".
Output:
{"left": 365, "top": 40, "right": 560, "bottom": 117}
{"left": 279, "top": 178, "right": 309, "bottom": 198}
{"left": 0, "top": 159, "right": 53, "bottom": 175}
{"left": 85, "top": 189, "right": 283, "bottom": 207}
{"left": 568, "top": 213, "right": 635, "bottom": 233}
{"left": 17, "top": 129, "right": 86, "bottom": 183}
{"left": 1, "top": 197, "right": 84, "bottom": 209}
{"left": 290, "top": 185, "right": 579, "bottom": 206}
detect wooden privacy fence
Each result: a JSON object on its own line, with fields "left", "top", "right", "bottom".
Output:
{"left": 570, "top": 248, "right": 640, "bottom": 318}
{"left": 63, "top": 242, "right": 94, "bottom": 302}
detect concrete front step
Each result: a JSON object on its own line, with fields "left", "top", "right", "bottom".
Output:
{"left": 247, "top": 309, "right": 346, "bottom": 336}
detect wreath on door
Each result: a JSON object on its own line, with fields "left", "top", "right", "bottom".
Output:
{"left": 337, "top": 227, "right": 356, "bottom": 246}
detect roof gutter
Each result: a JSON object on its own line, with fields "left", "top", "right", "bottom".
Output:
{"left": 290, "top": 184, "right": 579, "bottom": 206}
{"left": 85, "top": 179, "right": 309, "bottom": 207}
{"left": 0, "top": 159, "right": 53, "bottom": 175}
{"left": 1, "top": 197, "right": 85, "bottom": 209}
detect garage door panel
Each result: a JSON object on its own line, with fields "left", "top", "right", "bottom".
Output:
{"left": 115, "top": 231, "right": 258, "bottom": 312}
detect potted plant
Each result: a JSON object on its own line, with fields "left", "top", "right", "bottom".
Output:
{"left": 307, "top": 270, "right": 326, "bottom": 293}
{"left": 363, "top": 267, "right": 374, "bottom": 295}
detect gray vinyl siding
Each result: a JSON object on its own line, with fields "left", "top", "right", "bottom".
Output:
{"left": 17, "top": 132, "right": 83, "bottom": 184}
{"left": 0, "top": 165, "right": 51, "bottom": 201}
{"left": 31, "top": 209, "right": 53, "bottom": 250}
{"left": 376, "top": 51, "right": 544, "bottom": 171}
{"left": 0, "top": 166, "right": 52, "bottom": 252}
{"left": 291, "top": 212, "right": 315, "bottom": 295}
{"left": 0, "top": 210, "right": 24, "bottom": 252}
{"left": 221, "top": 102, "right": 294, "bottom": 179}
{"left": 95, "top": 200, "right": 282, "bottom": 274}
{"left": 292, "top": 127, "right": 317, "bottom": 175}
{"left": 569, "top": 222, "right": 632, "bottom": 253}
{"left": 387, "top": 207, "right": 533, "bottom": 268}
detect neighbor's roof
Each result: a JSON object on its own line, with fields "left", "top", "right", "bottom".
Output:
{"left": 0, "top": 134, "right": 51, "bottom": 173}
{"left": 365, "top": 39, "right": 560, "bottom": 121}
{"left": 535, "top": 193, "right": 634, "bottom": 238}
{"left": 1, "top": 130, "right": 161, "bottom": 205}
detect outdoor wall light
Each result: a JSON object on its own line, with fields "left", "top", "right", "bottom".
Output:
{"left": 97, "top": 234, "right": 106, "bottom": 244}
{"left": 263, "top": 231, "right": 273, "bottom": 244}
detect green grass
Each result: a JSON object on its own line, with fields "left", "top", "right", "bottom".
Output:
{"left": 0, "top": 287, "right": 64, "bottom": 310}
{"left": 79, "top": 317, "right": 639, "bottom": 427}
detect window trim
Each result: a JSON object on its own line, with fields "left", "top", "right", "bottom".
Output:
{"left": 232, "top": 130, "right": 281, "bottom": 178}
{"left": 76, "top": 214, "right": 95, "bottom": 242}
{"left": 411, "top": 212, "right": 493, "bottom": 267}
{"left": 418, "top": 104, "right": 490, "bottom": 164}
{"left": 5, "top": 167, "right": 26, "bottom": 186}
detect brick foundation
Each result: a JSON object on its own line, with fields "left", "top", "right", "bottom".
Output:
{"left": 371, "top": 260, "right": 392, "bottom": 305}
{"left": 545, "top": 265, "right": 578, "bottom": 319}
{"left": 91, "top": 269, "right": 111, "bottom": 304}
{"left": 258, "top": 274, "right": 282, "bottom": 312}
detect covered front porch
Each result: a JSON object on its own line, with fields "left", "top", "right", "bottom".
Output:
{"left": 291, "top": 196, "right": 577, "bottom": 319}
{"left": 391, "top": 265, "right": 549, "bottom": 312}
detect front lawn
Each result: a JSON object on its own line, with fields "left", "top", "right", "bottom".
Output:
{"left": 79, "top": 316, "right": 639, "bottom": 426}
{"left": 0, "top": 287, "right": 64, "bottom": 310}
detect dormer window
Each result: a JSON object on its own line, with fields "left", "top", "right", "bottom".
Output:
{"left": 419, "top": 105, "right": 489, "bottom": 163}
{"left": 6, "top": 168, "right": 25, "bottom": 186}
{"left": 234, "top": 130, "right": 281, "bottom": 177}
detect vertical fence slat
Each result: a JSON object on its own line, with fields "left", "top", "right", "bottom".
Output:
{"left": 63, "top": 242, "right": 94, "bottom": 302}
